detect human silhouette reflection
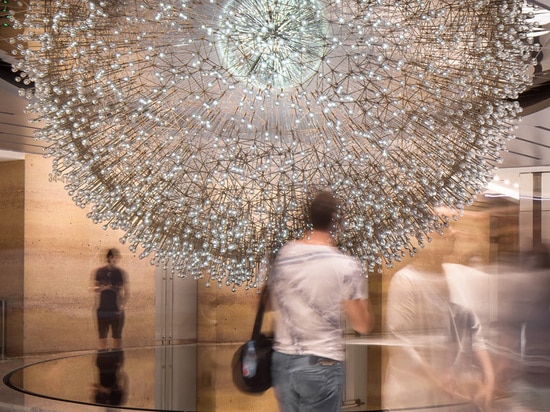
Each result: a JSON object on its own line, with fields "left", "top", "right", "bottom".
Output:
{"left": 92, "top": 349, "right": 128, "bottom": 406}
{"left": 384, "top": 227, "right": 495, "bottom": 412}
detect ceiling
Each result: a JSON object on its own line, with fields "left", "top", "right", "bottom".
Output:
{"left": 0, "top": 66, "right": 43, "bottom": 160}
{"left": 0, "top": 1, "right": 549, "bottom": 198}
{"left": 502, "top": 0, "right": 550, "bottom": 169}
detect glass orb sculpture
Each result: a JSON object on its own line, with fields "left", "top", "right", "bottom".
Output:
{"left": 12, "top": 0, "right": 535, "bottom": 288}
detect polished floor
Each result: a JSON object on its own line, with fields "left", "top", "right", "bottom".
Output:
{"left": 1, "top": 345, "right": 197, "bottom": 412}
{"left": 0, "top": 351, "right": 110, "bottom": 412}
{"left": 1, "top": 341, "right": 549, "bottom": 412}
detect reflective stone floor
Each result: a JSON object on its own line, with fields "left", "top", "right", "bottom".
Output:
{"left": 1, "top": 345, "right": 198, "bottom": 412}
{"left": 1, "top": 342, "right": 549, "bottom": 412}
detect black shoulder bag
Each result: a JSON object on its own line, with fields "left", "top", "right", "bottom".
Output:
{"left": 231, "top": 286, "right": 273, "bottom": 394}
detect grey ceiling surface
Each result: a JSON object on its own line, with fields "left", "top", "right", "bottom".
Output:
{"left": 0, "top": 80, "right": 45, "bottom": 160}
{"left": 0, "top": 2, "right": 549, "bottom": 170}
{"left": 503, "top": 0, "right": 550, "bottom": 170}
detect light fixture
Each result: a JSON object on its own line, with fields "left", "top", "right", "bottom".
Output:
{"left": 11, "top": 0, "right": 536, "bottom": 289}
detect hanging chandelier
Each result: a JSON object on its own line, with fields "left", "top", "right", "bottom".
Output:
{"left": 11, "top": 0, "right": 536, "bottom": 288}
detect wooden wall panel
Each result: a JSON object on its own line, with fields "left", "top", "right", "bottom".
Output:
{"left": 0, "top": 160, "right": 25, "bottom": 356}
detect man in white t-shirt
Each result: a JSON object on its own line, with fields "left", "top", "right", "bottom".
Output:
{"left": 269, "top": 190, "right": 374, "bottom": 412}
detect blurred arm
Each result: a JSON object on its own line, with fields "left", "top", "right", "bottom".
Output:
{"left": 344, "top": 298, "right": 374, "bottom": 335}
{"left": 472, "top": 348, "right": 495, "bottom": 411}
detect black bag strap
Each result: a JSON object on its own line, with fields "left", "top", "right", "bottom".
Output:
{"left": 251, "top": 285, "right": 269, "bottom": 341}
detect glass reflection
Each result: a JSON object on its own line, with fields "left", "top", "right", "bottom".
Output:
{"left": 383, "top": 214, "right": 550, "bottom": 412}
{"left": 93, "top": 349, "right": 127, "bottom": 406}
{"left": 2, "top": 195, "right": 550, "bottom": 412}
{"left": 491, "top": 244, "right": 550, "bottom": 411}
{"left": 384, "top": 228, "right": 496, "bottom": 412}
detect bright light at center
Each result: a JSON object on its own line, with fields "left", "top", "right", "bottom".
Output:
{"left": 217, "top": 0, "right": 327, "bottom": 89}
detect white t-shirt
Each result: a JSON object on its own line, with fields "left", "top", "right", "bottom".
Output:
{"left": 269, "top": 241, "right": 368, "bottom": 362}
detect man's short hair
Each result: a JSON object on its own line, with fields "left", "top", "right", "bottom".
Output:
{"left": 309, "top": 190, "right": 338, "bottom": 231}
{"left": 107, "top": 248, "right": 121, "bottom": 259}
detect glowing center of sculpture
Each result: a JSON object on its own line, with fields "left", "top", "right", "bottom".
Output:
{"left": 217, "top": 0, "right": 327, "bottom": 89}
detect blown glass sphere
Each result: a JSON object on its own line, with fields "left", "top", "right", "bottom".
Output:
{"left": 13, "top": 0, "right": 535, "bottom": 288}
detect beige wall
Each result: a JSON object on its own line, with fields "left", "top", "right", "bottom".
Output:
{"left": 196, "top": 285, "right": 278, "bottom": 410}
{"left": 0, "top": 154, "right": 156, "bottom": 355}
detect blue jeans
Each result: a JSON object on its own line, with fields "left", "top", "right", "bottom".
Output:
{"left": 271, "top": 351, "right": 344, "bottom": 412}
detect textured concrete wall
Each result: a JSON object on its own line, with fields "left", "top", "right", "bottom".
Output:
{"left": 18, "top": 154, "right": 156, "bottom": 354}
{"left": 196, "top": 285, "right": 278, "bottom": 410}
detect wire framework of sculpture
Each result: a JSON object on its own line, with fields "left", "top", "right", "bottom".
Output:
{"left": 11, "top": 0, "right": 536, "bottom": 288}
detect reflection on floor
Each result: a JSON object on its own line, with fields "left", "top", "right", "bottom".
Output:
{"left": 3, "top": 345, "right": 196, "bottom": 412}
{"left": 0, "top": 343, "right": 280, "bottom": 412}
{"left": 0, "top": 341, "right": 549, "bottom": 412}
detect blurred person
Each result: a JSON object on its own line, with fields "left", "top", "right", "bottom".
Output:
{"left": 384, "top": 227, "right": 495, "bottom": 412}
{"left": 444, "top": 262, "right": 493, "bottom": 329}
{"left": 91, "top": 248, "right": 129, "bottom": 350}
{"left": 496, "top": 244, "right": 550, "bottom": 345}
{"left": 506, "top": 243, "right": 550, "bottom": 410}
{"left": 505, "top": 243, "right": 550, "bottom": 350}
{"left": 268, "top": 190, "right": 374, "bottom": 412}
